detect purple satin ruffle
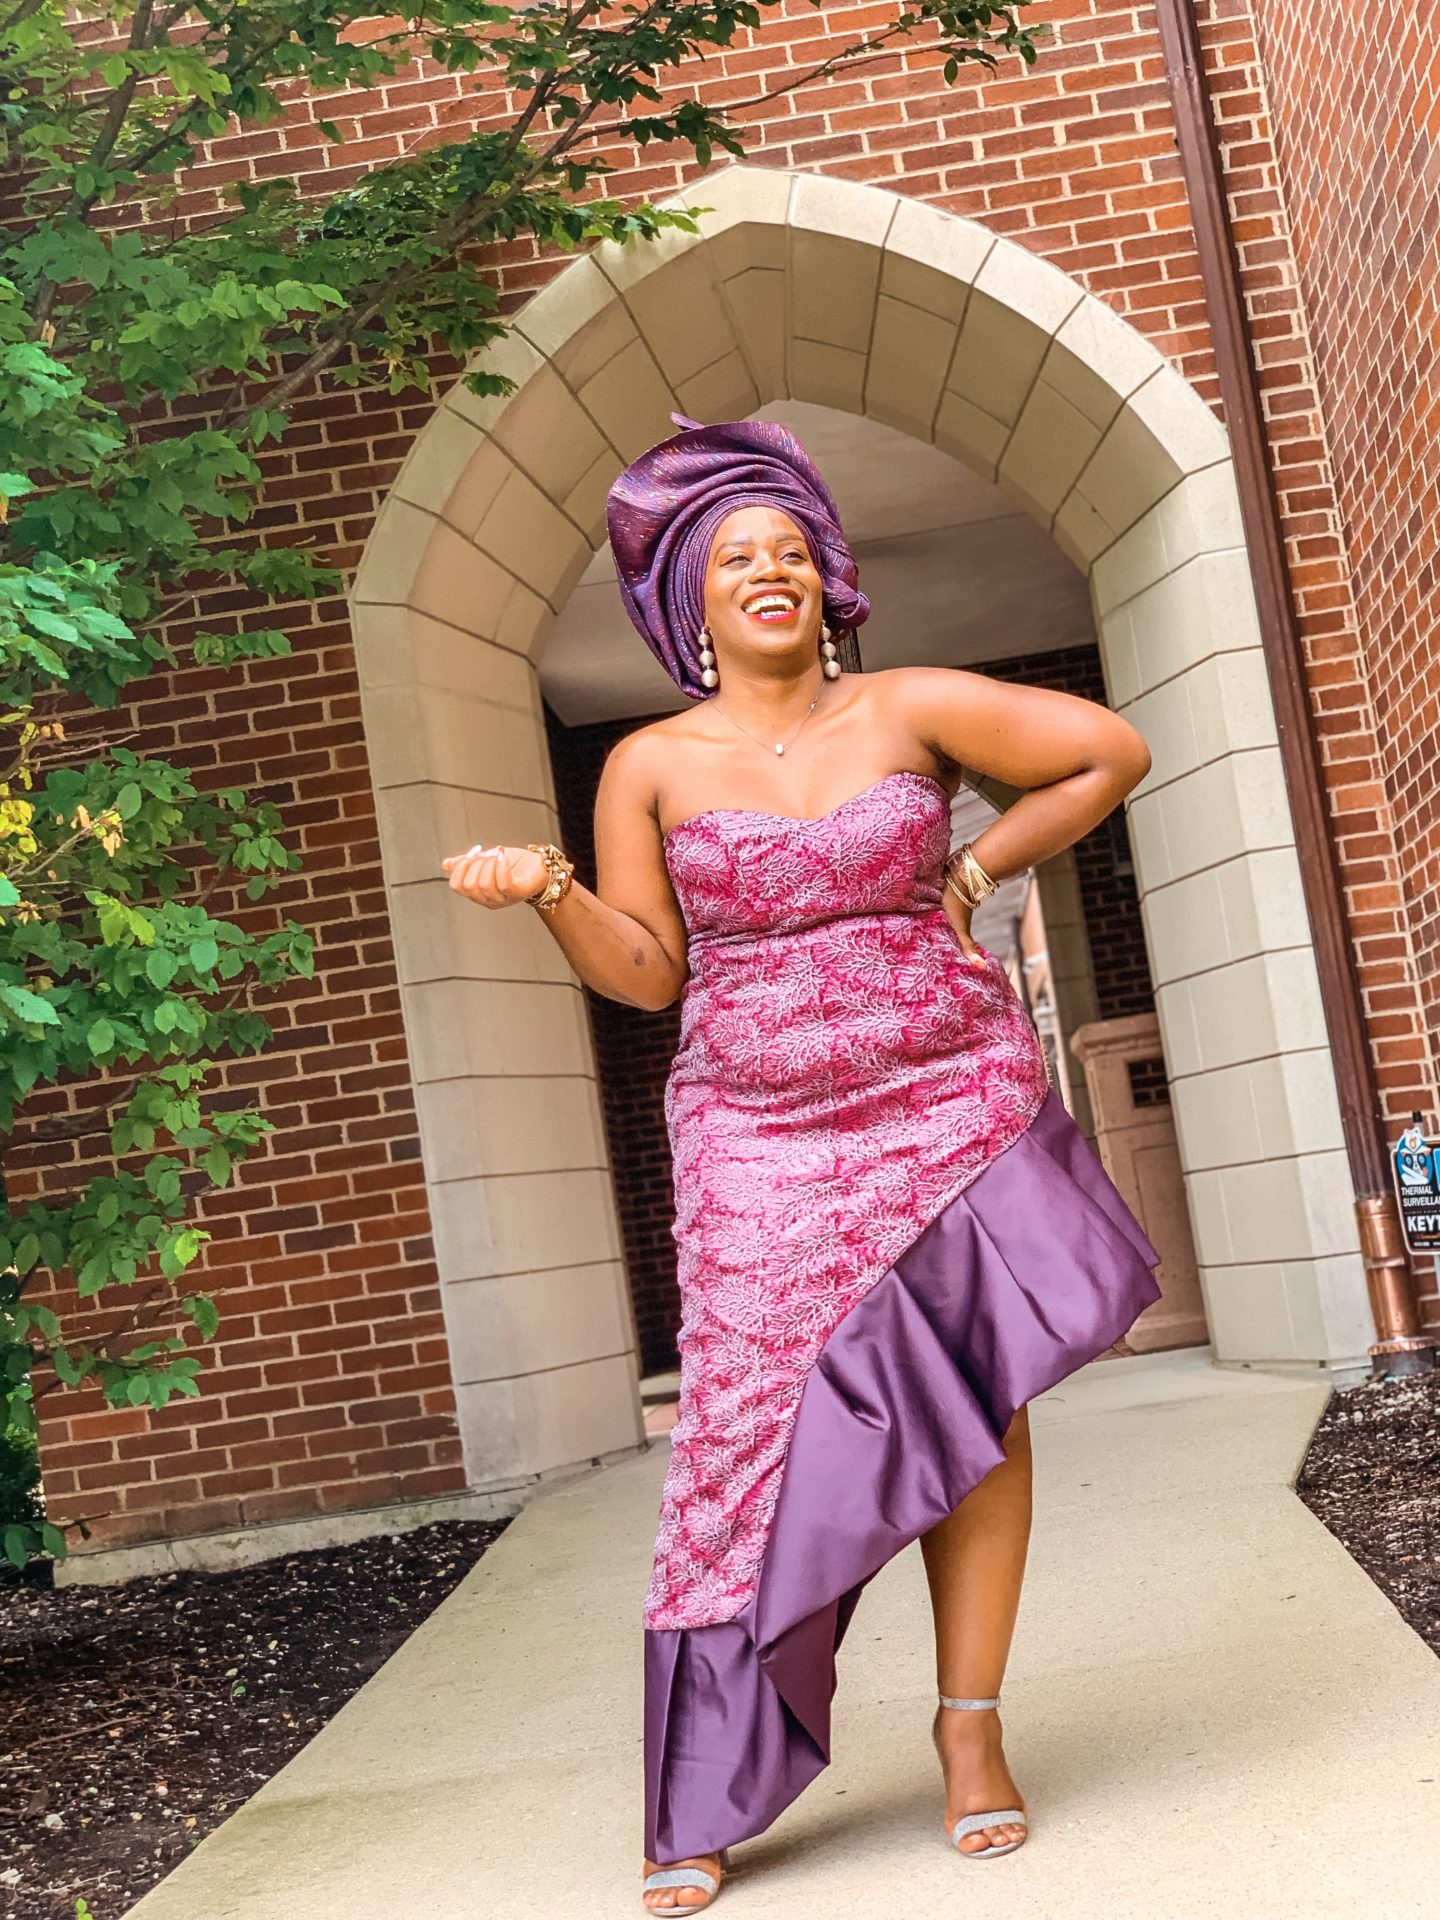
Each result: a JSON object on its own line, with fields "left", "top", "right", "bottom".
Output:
{"left": 644, "top": 1086, "right": 1162, "bottom": 1861}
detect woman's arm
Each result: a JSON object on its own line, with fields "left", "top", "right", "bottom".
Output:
{"left": 441, "top": 731, "right": 689, "bottom": 1012}
{"left": 882, "top": 667, "right": 1152, "bottom": 881}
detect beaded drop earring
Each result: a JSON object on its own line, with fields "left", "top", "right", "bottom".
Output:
{"left": 698, "top": 626, "right": 719, "bottom": 690}
{"left": 820, "top": 623, "right": 841, "bottom": 680}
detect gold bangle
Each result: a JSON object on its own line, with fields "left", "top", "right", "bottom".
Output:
{"left": 944, "top": 840, "right": 999, "bottom": 909}
{"left": 943, "top": 867, "right": 974, "bottom": 909}
{"left": 523, "top": 842, "right": 575, "bottom": 913}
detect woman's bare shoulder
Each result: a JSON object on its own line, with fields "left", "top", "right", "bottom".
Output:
{"left": 599, "top": 711, "right": 707, "bottom": 815}
{"left": 843, "top": 666, "right": 990, "bottom": 741}
{"left": 867, "top": 663, "right": 990, "bottom": 705}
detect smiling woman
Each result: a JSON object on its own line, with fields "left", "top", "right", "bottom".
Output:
{"left": 696, "top": 506, "right": 842, "bottom": 728}
{"left": 442, "top": 413, "right": 1160, "bottom": 1914}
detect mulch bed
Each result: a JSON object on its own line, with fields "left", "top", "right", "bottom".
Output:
{"left": 1295, "top": 1365, "right": 1440, "bottom": 1659}
{"left": 0, "top": 1517, "right": 508, "bottom": 1920}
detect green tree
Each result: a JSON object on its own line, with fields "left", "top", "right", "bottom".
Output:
{"left": 0, "top": 0, "right": 1044, "bottom": 1565}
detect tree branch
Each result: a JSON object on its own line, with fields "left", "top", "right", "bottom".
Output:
{"left": 570, "top": 13, "right": 946, "bottom": 154}
{"left": 213, "top": 22, "right": 730, "bottom": 428}
{"left": 29, "top": 0, "right": 200, "bottom": 329}
{"left": 30, "top": 1283, "right": 175, "bottom": 1400}
{"left": 0, "top": 0, "right": 48, "bottom": 34}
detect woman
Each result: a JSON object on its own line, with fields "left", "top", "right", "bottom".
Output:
{"left": 443, "top": 415, "right": 1162, "bottom": 1912}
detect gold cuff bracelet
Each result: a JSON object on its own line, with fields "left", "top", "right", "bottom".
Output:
{"left": 524, "top": 842, "right": 575, "bottom": 913}
{"left": 944, "top": 841, "right": 999, "bottom": 910}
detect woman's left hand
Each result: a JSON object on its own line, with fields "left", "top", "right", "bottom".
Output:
{"left": 940, "top": 884, "right": 989, "bottom": 968}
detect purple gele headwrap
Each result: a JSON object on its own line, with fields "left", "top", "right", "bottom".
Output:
{"left": 605, "top": 413, "right": 870, "bottom": 701}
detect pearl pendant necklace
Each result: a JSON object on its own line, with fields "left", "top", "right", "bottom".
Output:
{"left": 715, "top": 691, "right": 822, "bottom": 758}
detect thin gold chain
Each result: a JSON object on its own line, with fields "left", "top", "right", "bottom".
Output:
{"left": 713, "top": 686, "right": 824, "bottom": 758}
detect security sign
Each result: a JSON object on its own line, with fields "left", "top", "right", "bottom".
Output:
{"left": 1392, "top": 1112, "right": 1440, "bottom": 1251}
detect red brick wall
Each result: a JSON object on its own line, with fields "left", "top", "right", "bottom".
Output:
{"left": 19, "top": 612, "right": 468, "bottom": 1556}
{"left": 29, "top": 0, "right": 1436, "bottom": 1552}
{"left": 1249, "top": 0, "right": 1440, "bottom": 1311}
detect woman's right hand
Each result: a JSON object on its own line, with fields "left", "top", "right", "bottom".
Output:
{"left": 442, "top": 843, "right": 547, "bottom": 910}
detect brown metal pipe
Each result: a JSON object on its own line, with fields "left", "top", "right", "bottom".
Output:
{"left": 1151, "top": 0, "right": 1433, "bottom": 1372}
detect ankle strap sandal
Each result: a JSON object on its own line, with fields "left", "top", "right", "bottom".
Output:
{"left": 936, "top": 1694, "right": 1029, "bottom": 1860}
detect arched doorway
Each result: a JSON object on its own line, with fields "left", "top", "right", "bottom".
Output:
{"left": 351, "top": 165, "right": 1369, "bottom": 1497}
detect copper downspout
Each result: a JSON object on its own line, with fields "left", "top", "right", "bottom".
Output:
{"left": 1151, "top": 0, "right": 1434, "bottom": 1375}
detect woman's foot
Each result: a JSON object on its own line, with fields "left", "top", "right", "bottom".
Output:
{"left": 931, "top": 1703, "right": 1029, "bottom": 1856}
{"left": 641, "top": 1852, "right": 725, "bottom": 1911}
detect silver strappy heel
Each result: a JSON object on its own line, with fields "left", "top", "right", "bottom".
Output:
{"left": 935, "top": 1693, "right": 1029, "bottom": 1860}
{"left": 642, "top": 1847, "right": 730, "bottom": 1910}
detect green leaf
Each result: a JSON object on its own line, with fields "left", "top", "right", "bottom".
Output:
{"left": 29, "top": 1305, "right": 60, "bottom": 1342}
{"left": 28, "top": 608, "right": 80, "bottom": 643}
{"left": 76, "top": 1254, "right": 111, "bottom": 1298}
{"left": 158, "top": 1226, "right": 206, "bottom": 1279}
{"left": 51, "top": 1347, "right": 84, "bottom": 1386}
{"left": 116, "top": 782, "right": 142, "bottom": 818}
{"left": 4, "top": 1524, "right": 35, "bottom": 1570}
{"left": 88, "top": 1016, "right": 115, "bottom": 1057}
{"left": 0, "top": 985, "right": 59, "bottom": 1028}
{"left": 188, "top": 1292, "right": 220, "bottom": 1340}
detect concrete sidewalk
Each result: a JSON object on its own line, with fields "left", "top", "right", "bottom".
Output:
{"left": 130, "top": 1349, "right": 1439, "bottom": 1920}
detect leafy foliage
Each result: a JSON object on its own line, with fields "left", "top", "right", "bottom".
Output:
{"left": 0, "top": 0, "right": 1045, "bottom": 1562}
{"left": 0, "top": 1411, "right": 41, "bottom": 1527}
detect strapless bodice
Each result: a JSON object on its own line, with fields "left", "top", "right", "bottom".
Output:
{"left": 660, "top": 769, "right": 1026, "bottom": 1104}
{"left": 662, "top": 769, "right": 951, "bottom": 940}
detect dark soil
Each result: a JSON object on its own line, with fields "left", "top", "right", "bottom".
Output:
{"left": 1295, "top": 1366, "right": 1440, "bottom": 1658}
{"left": 0, "top": 1518, "right": 508, "bottom": 1920}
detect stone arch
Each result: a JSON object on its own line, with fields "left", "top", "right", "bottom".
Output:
{"left": 351, "top": 164, "right": 1367, "bottom": 1501}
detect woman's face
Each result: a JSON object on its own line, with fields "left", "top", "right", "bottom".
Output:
{"left": 701, "top": 506, "right": 824, "bottom": 672}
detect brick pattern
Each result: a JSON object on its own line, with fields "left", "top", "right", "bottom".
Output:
{"left": 1248, "top": 0, "right": 1440, "bottom": 1317}
{"left": 27, "top": 0, "right": 1440, "bottom": 1546}
{"left": 18, "top": 620, "right": 468, "bottom": 1556}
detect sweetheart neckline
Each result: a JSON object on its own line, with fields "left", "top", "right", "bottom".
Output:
{"left": 661, "top": 770, "right": 950, "bottom": 846}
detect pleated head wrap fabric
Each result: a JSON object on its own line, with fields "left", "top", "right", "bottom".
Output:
{"left": 605, "top": 413, "right": 870, "bottom": 701}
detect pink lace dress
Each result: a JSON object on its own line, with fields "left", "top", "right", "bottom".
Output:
{"left": 643, "top": 769, "right": 1162, "bottom": 1860}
